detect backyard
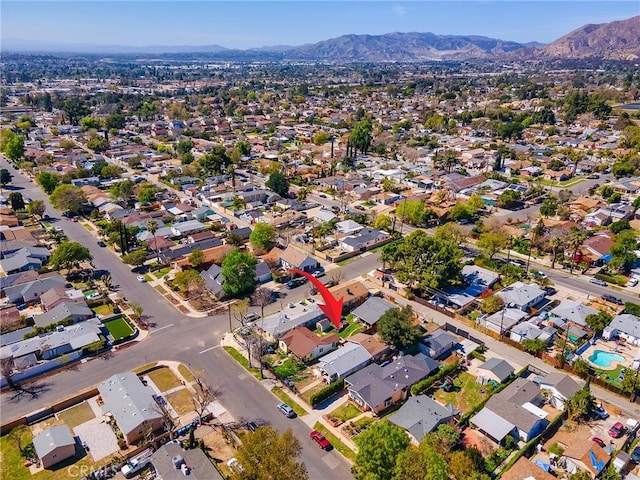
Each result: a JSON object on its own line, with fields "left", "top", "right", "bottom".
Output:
{"left": 338, "top": 321, "right": 364, "bottom": 339}
{"left": 102, "top": 316, "right": 134, "bottom": 341}
{"left": 328, "top": 403, "right": 361, "bottom": 423}
{"left": 57, "top": 402, "right": 95, "bottom": 428}
{"left": 433, "top": 372, "right": 488, "bottom": 413}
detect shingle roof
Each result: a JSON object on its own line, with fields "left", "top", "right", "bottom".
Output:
{"left": 606, "top": 314, "right": 640, "bottom": 339}
{"left": 351, "top": 296, "right": 395, "bottom": 326}
{"left": 388, "top": 395, "right": 458, "bottom": 442}
{"left": 318, "top": 342, "right": 372, "bottom": 379}
{"left": 280, "top": 327, "right": 339, "bottom": 358}
{"left": 496, "top": 281, "right": 545, "bottom": 309}
{"left": 479, "top": 358, "right": 515, "bottom": 382}
{"left": 549, "top": 300, "right": 598, "bottom": 327}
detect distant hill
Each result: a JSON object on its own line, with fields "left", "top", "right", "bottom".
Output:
{"left": 540, "top": 16, "right": 640, "bottom": 60}
{"left": 280, "top": 32, "right": 525, "bottom": 62}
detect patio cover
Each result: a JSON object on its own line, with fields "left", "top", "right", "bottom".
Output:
{"left": 470, "top": 407, "right": 515, "bottom": 442}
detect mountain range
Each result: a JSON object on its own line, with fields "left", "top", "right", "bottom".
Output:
{"left": 3, "top": 15, "right": 639, "bottom": 61}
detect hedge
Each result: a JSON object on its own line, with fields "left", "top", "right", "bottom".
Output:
{"left": 310, "top": 379, "right": 344, "bottom": 407}
{"left": 410, "top": 360, "right": 460, "bottom": 396}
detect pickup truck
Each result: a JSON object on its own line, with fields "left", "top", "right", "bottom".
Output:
{"left": 121, "top": 448, "right": 153, "bottom": 478}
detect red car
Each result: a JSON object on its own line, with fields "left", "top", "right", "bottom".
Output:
{"left": 593, "top": 437, "right": 606, "bottom": 448}
{"left": 608, "top": 422, "right": 625, "bottom": 438}
{"left": 310, "top": 430, "right": 331, "bottom": 450}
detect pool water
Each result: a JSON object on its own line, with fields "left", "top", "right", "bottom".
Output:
{"left": 588, "top": 350, "right": 625, "bottom": 368}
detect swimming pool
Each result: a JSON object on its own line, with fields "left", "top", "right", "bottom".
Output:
{"left": 588, "top": 350, "right": 625, "bottom": 368}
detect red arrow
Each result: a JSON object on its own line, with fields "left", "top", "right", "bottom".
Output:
{"left": 289, "top": 269, "right": 343, "bottom": 329}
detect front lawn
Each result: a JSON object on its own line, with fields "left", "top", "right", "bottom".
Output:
{"left": 57, "top": 402, "right": 95, "bottom": 428}
{"left": 148, "top": 367, "right": 182, "bottom": 392}
{"left": 433, "top": 371, "right": 487, "bottom": 413}
{"left": 271, "top": 387, "right": 308, "bottom": 416}
{"left": 154, "top": 267, "right": 172, "bottom": 278}
{"left": 165, "top": 389, "right": 194, "bottom": 416}
{"left": 103, "top": 316, "right": 134, "bottom": 341}
{"left": 92, "top": 303, "right": 115, "bottom": 317}
{"left": 223, "top": 346, "right": 261, "bottom": 378}
{"left": 313, "top": 422, "right": 357, "bottom": 462}
{"left": 178, "top": 364, "right": 195, "bottom": 383}
{"left": 329, "top": 403, "right": 361, "bottom": 422}
{"left": 273, "top": 359, "right": 304, "bottom": 379}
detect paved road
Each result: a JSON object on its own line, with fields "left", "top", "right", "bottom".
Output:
{"left": 1, "top": 159, "right": 355, "bottom": 479}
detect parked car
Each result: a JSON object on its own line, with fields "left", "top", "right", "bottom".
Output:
{"left": 97, "top": 240, "right": 106, "bottom": 247}
{"left": 285, "top": 277, "right": 307, "bottom": 289}
{"left": 627, "top": 278, "right": 639, "bottom": 287}
{"left": 587, "top": 174, "right": 600, "bottom": 179}
{"left": 136, "top": 275, "right": 147, "bottom": 283}
{"left": 544, "top": 287, "right": 557, "bottom": 296}
{"left": 312, "top": 269, "right": 325, "bottom": 278}
{"left": 244, "top": 312, "right": 259, "bottom": 322}
{"left": 608, "top": 422, "right": 625, "bottom": 438}
{"left": 318, "top": 193, "right": 327, "bottom": 198}
{"left": 590, "top": 278, "right": 608, "bottom": 287}
{"left": 593, "top": 437, "right": 606, "bottom": 448}
{"left": 509, "top": 259, "right": 526, "bottom": 267}
{"left": 617, "top": 368, "right": 627, "bottom": 383}
{"left": 532, "top": 271, "right": 548, "bottom": 279}
{"left": 310, "top": 430, "right": 331, "bottom": 450}
{"left": 592, "top": 405, "right": 609, "bottom": 420}
{"left": 277, "top": 402, "right": 296, "bottom": 418}
{"left": 631, "top": 446, "right": 640, "bottom": 463}
{"left": 601, "top": 294, "right": 624, "bottom": 305}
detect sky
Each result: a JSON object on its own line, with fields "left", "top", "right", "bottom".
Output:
{"left": 1, "top": 1, "right": 639, "bottom": 50}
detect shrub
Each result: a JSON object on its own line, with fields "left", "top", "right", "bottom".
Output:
{"left": 310, "top": 379, "right": 345, "bottom": 407}
{"left": 410, "top": 360, "right": 460, "bottom": 395}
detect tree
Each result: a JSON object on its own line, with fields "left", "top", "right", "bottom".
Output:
{"left": 121, "top": 249, "right": 148, "bottom": 267}
{"left": 109, "top": 179, "right": 135, "bottom": 206}
{"left": 129, "top": 301, "right": 144, "bottom": 319}
{"left": 80, "top": 116, "right": 103, "bottom": 130}
{"left": 86, "top": 134, "right": 109, "bottom": 152}
{"left": 610, "top": 229, "right": 638, "bottom": 273}
{"left": 173, "top": 269, "right": 201, "bottom": 294}
{"left": 26, "top": 199, "right": 46, "bottom": 219}
{"left": 354, "top": 421, "right": 409, "bottom": 480}
{"left": 36, "top": 171, "right": 59, "bottom": 194}
{"left": 49, "top": 184, "right": 87, "bottom": 214}
{"left": 188, "top": 248, "right": 205, "bottom": 268}
{"left": 62, "top": 98, "right": 90, "bottom": 125}
{"left": 145, "top": 220, "right": 160, "bottom": 264}
{"left": 8, "top": 192, "right": 25, "bottom": 212}
{"left": 393, "top": 448, "right": 430, "bottom": 480}
{"left": 569, "top": 471, "right": 592, "bottom": 480}
{"left": 478, "top": 232, "right": 508, "bottom": 259}
{"left": 449, "top": 451, "right": 479, "bottom": 480}
{"left": 585, "top": 311, "right": 613, "bottom": 334}
{"left": 221, "top": 249, "right": 257, "bottom": 297}
{"left": 249, "top": 223, "right": 276, "bottom": 253}
{"left": 0, "top": 168, "right": 13, "bottom": 186}
{"left": 448, "top": 203, "right": 473, "bottom": 221}
{"left": 522, "top": 338, "right": 548, "bottom": 355}
{"left": 550, "top": 236, "right": 566, "bottom": 269}
{"left": 498, "top": 189, "right": 521, "bottom": 209}
{"left": 2, "top": 132, "right": 25, "bottom": 161}
{"left": 600, "top": 465, "right": 621, "bottom": 480}
{"left": 347, "top": 119, "right": 373, "bottom": 158}
{"left": 49, "top": 241, "right": 92, "bottom": 270}
{"left": 609, "top": 220, "right": 631, "bottom": 234}
{"left": 374, "top": 214, "right": 392, "bottom": 231}
{"left": 265, "top": 171, "right": 290, "bottom": 197}
{"left": 226, "top": 232, "right": 244, "bottom": 247}
{"left": 0, "top": 357, "right": 17, "bottom": 389}
{"left": 104, "top": 113, "right": 126, "bottom": 130}
{"left": 620, "top": 368, "right": 637, "bottom": 394}
{"left": 540, "top": 197, "right": 558, "bottom": 217}
{"left": 480, "top": 295, "right": 504, "bottom": 314}
{"left": 377, "top": 306, "right": 422, "bottom": 351}
{"left": 565, "top": 380, "right": 595, "bottom": 422}
{"left": 99, "top": 165, "right": 121, "bottom": 179}
{"left": 232, "top": 426, "right": 308, "bottom": 480}
{"left": 137, "top": 185, "right": 156, "bottom": 205}
{"left": 200, "top": 145, "right": 231, "bottom": 175}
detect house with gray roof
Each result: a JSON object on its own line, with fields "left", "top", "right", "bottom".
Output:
{"left": 317, "top": 342, "right": 373, "bottom": 384}
{"left": 477, "top": 358, "right": 515, "bottom": 385}
{"left": 418, "top": 329, "right": 457, "bottom": 359}
{"left": 171, "top": 220, "right": 206, "bottom": 237}
{"left": 201, "top": 264, "right": 224, "bottom": 299}
{"left": 388, "top": 395, "right": 459, "bottom": 445}
{"left": 496, "top": 281, "right": 546, "bottom": 312}
{"left": 33, "top": 425, "right": 76, "bottom": 468}
{"left": 471, "top": 378, "right": 548, "bottom": 442}
{"left": 151, "top": 442, "right": 224, "bottom": 480}
{"left": 98, "top": 372, "right": 165, "bottom": 445}
{"left": 603, "top": 314, "right": 640, "bottom": 345}
{"left": 336, "top": 219, "right": 364, "bottom": 235}
{"left": 537, "top": 372, "right": 583, "bottom": 410}
{"left": 462, "top": 265, "right": 499, "bottom": 290}
{"left": 32, "top": 301, "right": 94, "bottom": 328}
{"left": 257, "top": 302, "right": 325, "bottom": 341}
{"left": 339, "top": 229, "right": 389, "bottom": 253}
{"left": 510, "top": 320, "right": 555, "bottom": 344}
{"left": 351, "top": 296, "right": 395, "bottom": 327}
{"left": 549, "top": 300, "right": 598, "bottom": 327}
{"left": 345, "top": 353, "right": 439, "bottom": 415}
{"left": 478, "top": 308, "right": 527, "bottom": 334}
{"left": 0, "top": 246, "right": 50, "bottom": 274}
{"left": 2, "top": 273, "right": 67, "bottom": 304}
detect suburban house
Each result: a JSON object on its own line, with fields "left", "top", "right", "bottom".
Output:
{"left": 461, "top": 264, "right": 500, "bottom": 293}
{"left": 471, "top": 378, "right": 549, "bottom": 442}
{"left": 350, "top": 296, "right": 395, "bottom": 327}
{"left": 32, "top": 301, "right": 94, "bottom": 328}
{"left": 317, "top": 342, "right": 373, "bottom": 383}
{"left": 258, "top": 303, "right": 325, "bottom": 341}
{"left": 33, "top": 425, "right": 76, "bottom": 468}
{"left": 549, "top": 300, "right": 599, "bottom": 328}
{"left": 336, "top": 219, "right": 364, "bottom": 235}
{"left": 536, "top": 373, "right": 583, "bottom": 411}
{"left": 200, "top": 264, "right": 224, "bottom": 299}
{"left": 40, "top": 287, "right": 85, "bottom": 311}
{"left": 478, "top": 308, "right": 527, "bottom": 335}
{"left": 501, "top": 457, "right": 556, "bottom": 480}
{"left": 388, "top": 395, "right": 459, "bottom": 445}
{"left": 510, "top": 319, "right": 556, "bottom": 344}
{"left": 418, "top": 329, "right": 457, "bottom": 359}
{"left": 476, "top": 358, "right": 515, "bottom": 385}
{"left": 98, "top": 372, "right": 165, "bottom": 445}
{"left": 496, "top": 281, "right": 546, "bottom": 312}
{"left": 346, "top": 333, "right": 391, "bottom": 362}
{"left": 170, "top": 220, "right": 206, "bottom": 237}
{"left": 603, "top": 314, "right": 640, "bottom": 345}
{"left": 562, "top": 438, "right": 610, "bottom": 478}
{"left": 339, "top": 228, "right": 389, "bottom": 253}
{"left": 279, "top": 327, "right": 340, "bottom": 363}
{"left": 345, "top": 353, "right": 439, "bottom": 415}
{"left": 150, "top": 441, "right": 224, "bottom": 480}
{"left": 325, "top": 280, "right": 369, "bottom": 311}
{"left": 313, "top": 210, "right": 337, "bottom": 224}
{"left": 279, "top": 245, "right": 319, "bottom": 273}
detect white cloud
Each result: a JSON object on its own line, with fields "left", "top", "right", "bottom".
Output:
{"left": 392, "top": 5, "right": 407, "bottom": 17}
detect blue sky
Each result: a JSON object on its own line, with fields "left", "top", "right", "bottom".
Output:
{"left": 2, "top": 1, "right": 638, "bottom": 49}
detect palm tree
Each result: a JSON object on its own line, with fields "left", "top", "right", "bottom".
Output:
{"left": 567, "top": 228, "right": 588, "bottom": 274}
{"left": 147, "top": 220, "right": 160, "bottom": 264}
{"left": 550, "top": 236, "right": 565, "bottom": 269}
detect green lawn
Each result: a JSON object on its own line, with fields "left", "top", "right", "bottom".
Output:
{"left": 339, "top": 321, "right": 364, "bottom": 339}
{"left": 166, "top": 389, "right": 194, "bottom": 416}
{"left": 57, "top": 402, "right": 95, "bottom": 428}
{"left": 329, "top": 403, "right": 361, "bottom": 422}
{"left": 148, "top": 367, "right": 183, "bottom": 392}
{"left": 313, "top": 422, "right": 356, "bottom": 462}
{"left": 154, "top": 267, "right": 172, "bottom": 278}
{"left": 103, "top": 317, "right": 134, "bottom": 341}
{"left": 223, "top": 346, "right": 261, "bottom": 378}
{"left": 178, "top": 364, "right": 196, "bottom": 383}
{"left": 273, "top": 359, "right": 304, "bottom": 379}
{"left": 92, "top": 303, "right": 114, "bottom": 316}
{"left": 301, "top": 383, "right": 328, "bottom": 405}
{"left": 271, "top": 387, "right": 308, "bottom": 416}
{"left": 133, "top": 362, "right": 158, "bottom": 374}
{"left": 433, "top": 372, "right": 487, "bottom": 413}
{"left": 144, "top": 274, "right": 153, "bottom": 282}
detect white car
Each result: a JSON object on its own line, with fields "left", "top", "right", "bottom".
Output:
{"left": 136, "top": 275, "right": 147, "bottom": 283}
{"left": 627, "top": 278, "right": 638, "bottom": 287}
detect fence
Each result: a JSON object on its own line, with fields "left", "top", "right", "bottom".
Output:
{"left": 443, "top": 323, "right": 485, "bottom": 346}
{"left": 413, "top": 296, "right": 455, "bottom": 318}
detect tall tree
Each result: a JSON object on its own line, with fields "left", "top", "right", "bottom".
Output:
{"left": 49, "top": 184, "right": 87, "bottom": 214}
{"left": 2, "top": 132, "right": 24, "bottom": 161}
{"left": 221, "top": 249, "right": 257, "bottom": 297}
{"left": 354, "top": 421, "right": 410, "bottom": 480}
{"left": 109, "top": 179, "right": 135, "bottom": 206}
{"left": 550, "top": 236, "right": 566, "bottom": 269}
{"left": 146, "top": 220, "right": 161, "bottom": 264}
{"left": 232, "top": 426, "right": 308, "bottom": 480}
{"left": 377, "top": 306, "right": 422, "bottom": 350}
{"left": 8, "top": 192, "right": 25, "bottom": 212}
{"left": 249, "top": 222, "right": 276, "bottom": 253}
{"left": 36, "top": 171, "right": 60, "bottom": 194}
{"left": 565, "top": 379, "right": 595, "bottom": 422}
{"left": 0, "top": 168, "right": 13, "bottom": 186}
{"left": 26, "top": 199, "right": 46, "bottom": 219}
{"left": 62, "top": 97, "right": 90, "bottom": 125}
{"left": 567, "top": 228, "right": 588, "bottom": 274}
{"left": 49, "top": 241, "right": 92, "bottom": 270}
{"left": 265, "top": 171, "right": 290, "bottom": 197}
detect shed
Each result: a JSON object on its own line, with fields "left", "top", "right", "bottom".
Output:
{"left": 33, "top": 425, "right": 76, "bottom": 468}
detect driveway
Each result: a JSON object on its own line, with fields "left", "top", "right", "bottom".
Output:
{"left": 73, "top": 418, "right": 120, "bottom": 461}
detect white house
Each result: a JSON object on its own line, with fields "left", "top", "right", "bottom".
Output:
{"left": 603, "top": 314, "right": 640, "bottom": 345}
{"left": 537, "top": 373, "right": 583, "bottom": 411}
